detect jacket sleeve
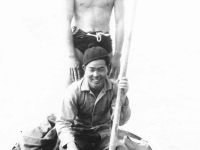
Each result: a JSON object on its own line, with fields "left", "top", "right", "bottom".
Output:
{"left": 55, "top": 85, "right": 78, "bottom": 148}
{"left": 119, "top": 97, "right": 131, "bottom": 125}
{"left": 111, "top": 85, "right": 131, "bottom": 126}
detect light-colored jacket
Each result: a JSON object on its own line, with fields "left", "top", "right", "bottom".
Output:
{"left": 56, "top": 77, "right": 131, "bottom": 147}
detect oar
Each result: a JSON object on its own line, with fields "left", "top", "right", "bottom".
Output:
{"left": 109, "top": 1, "right": 137, "bottom": 150}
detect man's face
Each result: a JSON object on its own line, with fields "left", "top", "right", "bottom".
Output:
{"left": 84, "top": 59, "right": 108, "bottom": 91}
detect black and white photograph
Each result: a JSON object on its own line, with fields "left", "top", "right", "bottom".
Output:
{"left": 0, "top": 0, "right": 200, "bottom": 150}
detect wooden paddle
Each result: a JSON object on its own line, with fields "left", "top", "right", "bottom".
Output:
{"left": 109, "top": 1, "right": 137, "bottom": 150}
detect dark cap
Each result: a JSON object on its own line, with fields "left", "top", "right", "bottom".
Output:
{"left": 83, "top": 43, "right": 110, "bottom": 66}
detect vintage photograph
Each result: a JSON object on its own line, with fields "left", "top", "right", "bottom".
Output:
{"left": 0, "top": 0, "right": 200, "bottom": 150}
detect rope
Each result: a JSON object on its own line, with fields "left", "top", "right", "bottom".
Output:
{"left": 87, "top": 32, "right": 110, "bottom": 42}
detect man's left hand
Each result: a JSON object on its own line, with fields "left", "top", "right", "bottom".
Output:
{"left": 118, "top": 77, "right": 129, "bottom": 106}
{"left": 118, "top": 77, "right": 129, "bottom": 95}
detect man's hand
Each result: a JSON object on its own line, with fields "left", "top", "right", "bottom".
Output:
{"left": 118, "top": 77, "right": 129, "bottom": 95}
{"left": 118, "top": 77, "right": 129, "bottom": 106}
{"left": 109, "top": 55, "right": 121, "bottom": 80}
{"left": 69, "top": 56, "right": 81, "bottom": 82}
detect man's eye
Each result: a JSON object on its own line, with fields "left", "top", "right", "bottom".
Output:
{"left": 90, "top": 68, "right": 95, "bottom": 72}
{"left": 99, "top": 68, "right": 105, "bottom": 72}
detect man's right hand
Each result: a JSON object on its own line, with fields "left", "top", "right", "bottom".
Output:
{"left": 69, "top": 57, "right": 81, "bottom": 82}
{"left": 65, "top": 142, "right": 78, "bottom": 150}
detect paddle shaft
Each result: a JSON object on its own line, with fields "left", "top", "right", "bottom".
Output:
{"left": 109, "top": 1, "right": 137, "bottom": 150}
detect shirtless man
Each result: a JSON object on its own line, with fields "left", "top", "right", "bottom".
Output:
{"left": 64, "top": 0, "right": 125, "bottom": 85}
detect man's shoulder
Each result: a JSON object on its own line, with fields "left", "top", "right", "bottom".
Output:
{"left": 64, "top": 79, "right": 83, "bottom": 94}
{"left": 106, "top": 78, "right": 118, "bottom": 91}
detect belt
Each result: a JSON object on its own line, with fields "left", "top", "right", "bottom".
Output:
{"left": 72, "top": 125, "right": 110, "bottom": 133}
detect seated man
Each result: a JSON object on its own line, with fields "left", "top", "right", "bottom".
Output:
{"left": 56, "top": 44, "right": 131, "bottom": 150}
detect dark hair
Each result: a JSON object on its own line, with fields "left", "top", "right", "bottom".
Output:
{"left": 103, "top": 57, "right": 110, "bottom": 66}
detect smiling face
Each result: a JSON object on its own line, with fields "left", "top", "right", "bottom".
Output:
{"left": 83, "top": 59, "right": 109, "bottom": 92}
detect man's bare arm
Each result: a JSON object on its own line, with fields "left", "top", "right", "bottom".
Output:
{"left": 109, "top": 0, "right": 125, "bottom": 80}
{"left": 64, "top": 0, "right": 81, "bottom": 82}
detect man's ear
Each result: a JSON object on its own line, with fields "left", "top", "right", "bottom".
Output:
{"left": 107, "top": 63, "right": 111, "bottom": 75}
{"left": 82, "top": 65, "right": 86, "bottom": 71}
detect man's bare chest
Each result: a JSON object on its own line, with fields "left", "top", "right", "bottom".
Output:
{"left": 75, "top": 0, "right": 114, "bottom": 8}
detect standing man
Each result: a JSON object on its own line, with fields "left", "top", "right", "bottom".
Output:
{"left": 64, "top": 0, "right": 125, "bottom": 85}
{"left": 56, "top": 45, "right": 131, "bottom": 150}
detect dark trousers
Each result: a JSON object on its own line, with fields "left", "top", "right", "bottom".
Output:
{"left": 59, "top": 130, "right": 110, "bottom": 150}
{"left": 72, "top": 26, "right": 113, "bottom": 54}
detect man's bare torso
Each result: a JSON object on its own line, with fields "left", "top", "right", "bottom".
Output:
{"left": 73, "top": 0, "right": 115, "bottom": 32}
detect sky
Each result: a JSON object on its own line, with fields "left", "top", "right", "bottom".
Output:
{"left": 0, "top": 0, "right": 200, "bottom": 149}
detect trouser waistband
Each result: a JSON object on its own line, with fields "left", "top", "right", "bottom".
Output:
{"left": 72, "top": 26, "right": 110, "bottom": 42}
